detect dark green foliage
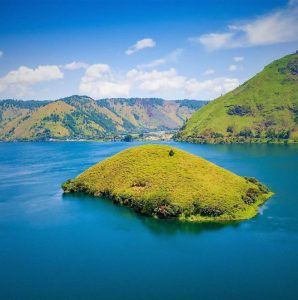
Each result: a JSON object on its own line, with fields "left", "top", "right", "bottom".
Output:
{"left": 0, "top": 99, "right": 49, "bottom": 109}
{"left": 35, "top": 128, "right": 52, "bottom": 141}
{"left": 43, "top": 114, "right": 60, "bottom": 122}
{"left": 87, "top": 111, "right": 118, "bottom": 132}
{"left": 266, "top": 128, "right": 276, "bottom": 139}
{"left": 242, "top": 177, "right": 270, "bottom": 204}
{"left": 199, "top": 206, "right": 224, "bottom": 217}
{"left": 287, "top": 60, "right": 298, "bottom": 76}
{"left": 266, "top": 128, "right": 290, "bottom": 139}
{"left": 279, "top": 59, "right": 298, "bottom": 76}
{"left": 227, "top": 126, "right": 234, "bottom": 133}
{"left": 227, "top": 105, "right": 252, "bottom": 116}
{"left": 123, "top": 134, "right": 133, "bottom": 142}
{"left": 255, "top": 128, "right": 262, "bottom": 138}
{"left": 277, "top": 130, "right": 290, "bottom": 139}
{"left": 175, "top": 100, "right": 208, "bottom": 110}
{"left": 62, "top": 114, "right": 80, "bottom": 136}
{"left": 244, "top": 177, "right": 269, "bottom": 194}
{"left": 62, "top": 179, "right": 89, "bottom": 193}
{"left": 192, "top": 199, "right": 201, "bottom": 215}
{"left": 239, "top": 128, "right": 253, "bottom": 138}
{"left": 256, "top": 103, "right": 264, "bottom": 110}
{"left": 191, "top": 199, "right": 224, "bottom": 217}
{"left": 108, "top": 190, "right": 181, "bottom": 218}
{"left": 213, "top": 132, "right": 224, "bottom": 138}
{"left": 169, "top": 149, "right": 175, "bottom": 156}
{"left": 154, "top": 201, "right": 182, "bottom": 218}
{"left": 131, "top": 179, "right": 147, "bottom": 187}
{"left": 242, "top": 188, "right": 260, "bottom": 204}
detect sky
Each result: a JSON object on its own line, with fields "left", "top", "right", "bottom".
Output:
{"left": 0, "top": 0, "right": 297, "bottom": 100}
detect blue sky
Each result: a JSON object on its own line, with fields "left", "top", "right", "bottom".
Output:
{"left": 0, "top": 0, "right": 297, "bottom": 100}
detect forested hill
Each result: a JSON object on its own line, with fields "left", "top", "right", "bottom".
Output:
{"left": 0, "top": 96, "right": 207, "bottom": 141}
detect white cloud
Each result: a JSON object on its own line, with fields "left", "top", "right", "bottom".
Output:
{"left": 78, "top": 64, "right": 239, "bottom": 100}
{"left": 63, "top": 61, "right": 88, "bottom": 70}
{"left": 190, "top": 33, "right": 234, "bottom": 51}
{"left": 233, "top": 56, "right": 244, "bottom": 62}
{"left": 185, "top": 77, "right": 240, "bottom": 97}
{"left": 0, "top": 65, "right": 63, "bottom": 95}
{"left": 127, "top": 68, "right": 185, "bottom": 92}
{"left": 80, "top": 80, "right": 130, "bottom": 98}
{"left": 137, "top": 49, "right": 183, "bottom": 69}
{"left": 83, "top": 64, "right": 111, "bottom": 80}
{"left": 0, "top": 51, "right": 3, "bottom": 58}
{"left": 203, "top": 68, "right": 215, "bottom": 76}
{"left": 126, "top": 68, "right": 239, "bottom": 99}
{"left": 79, "top": 64, "right": 130, "bottom": 98}
{"left": 191, "top": 1, "right": 298, "bottom": 50}
{"left": 125, "top": 38, "right": 156, "bottom": 55}
{"left": 228, "top": 64, "right": 237, "bottom": 72}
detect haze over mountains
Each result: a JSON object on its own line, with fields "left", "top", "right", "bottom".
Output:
{"left": 0, "top": 96, "right": 206, "bottom": 141}
{"left": 175, "top": 52, "right": 298, "bottom": 143}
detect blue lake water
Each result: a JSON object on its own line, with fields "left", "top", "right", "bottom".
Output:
{"left": 0, "top": 141, "right": 298, "bottom": 300}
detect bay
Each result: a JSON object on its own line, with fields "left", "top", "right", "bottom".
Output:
{"left": 0, "top": 142, "right": 297, "bottom": 300}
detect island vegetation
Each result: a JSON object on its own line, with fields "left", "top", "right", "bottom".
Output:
{"left": 62, "top": 144, "right": 273, "bottom": 222}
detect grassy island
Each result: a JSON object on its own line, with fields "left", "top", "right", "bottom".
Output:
{"left": 62, "top": 145, "right": 273, "bottom": 222}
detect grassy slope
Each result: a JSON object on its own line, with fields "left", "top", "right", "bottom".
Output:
{"left": 12, "top": 101, "right": 75, "bottom": 139}
{"left": 0, "top": 97, "right": 204, "bottom": 141}
{"left": 0, "top": 100, "right": 48, "bottom": 135}
{"left": 177, "top": 52, "right": 298, "bottom": 143}
{"left": 62, "top": 145, "right": 272, "bottom": 222}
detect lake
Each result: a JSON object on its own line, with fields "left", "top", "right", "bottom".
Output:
{"left": 0, "top": 141, "right": 298, "bottom": 300}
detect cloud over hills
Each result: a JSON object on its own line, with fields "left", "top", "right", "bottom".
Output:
{"left": 0, "top": 65, "right": 63, "bottom": 97}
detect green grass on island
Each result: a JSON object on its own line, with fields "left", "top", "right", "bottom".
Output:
{"left": 62, "top": 145, "right": 273, "bottom": 222}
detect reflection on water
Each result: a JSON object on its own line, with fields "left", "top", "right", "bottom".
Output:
{"left": 138, "top": 215, "right": 240, "bottom": 235}
{"left": 63, "top": 193, "right": 240, "bottom": 235}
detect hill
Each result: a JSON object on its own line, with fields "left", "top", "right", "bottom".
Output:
{"left": 97, "top": 98, "right": 204, "bottom": 130}
{"left": 62, "top": 144, "right": 272, "bottom": 222}
{"left": 175, "top": 52, "right": 298, "bottom": 144}
{"left": 0, "top": 96, "right": 206, "bottom": 141}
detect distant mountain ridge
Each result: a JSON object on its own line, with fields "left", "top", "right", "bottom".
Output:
{"left": 175, "top": 52, "right": 298, "bottom": 143}
{"left": 0, "top": 96, "right": 207, "bottom": 141}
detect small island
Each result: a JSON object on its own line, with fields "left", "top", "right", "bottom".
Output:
{"left": 62, "top": 145, "right": 273, "bottom": 222}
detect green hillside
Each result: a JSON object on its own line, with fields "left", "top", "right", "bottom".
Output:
{"left": 175, "top": 52, "right": 298, "bottom": 144}
{"left": 0, "top": 96, "right": 206, "bottom": 141}
{"left": 62, "top": 144, "right": 272, "bottom": 222}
